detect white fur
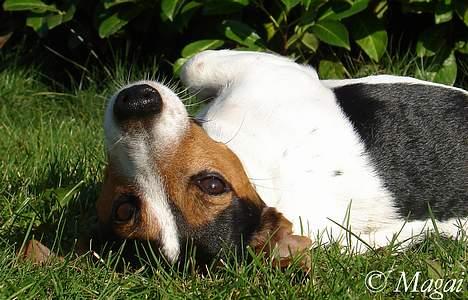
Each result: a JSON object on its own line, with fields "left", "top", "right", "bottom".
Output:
{"left": 104, "top": 80, "right": 187, "bottom": 262}
{"left": 323, "top": 75, "right": 468, "bottom": 95}
{"left": 181, "top": 50, "right": 467, "bottom": 251}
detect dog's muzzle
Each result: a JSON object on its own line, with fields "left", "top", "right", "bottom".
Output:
{"left": 113, "top": 84, "right": 163, "bottom": 121}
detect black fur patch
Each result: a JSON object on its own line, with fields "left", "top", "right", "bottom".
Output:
{"left": 171, "top": 197, "right": 262, "bottom": 265}
{"left": 333, "top": 83, "right": 468, "bottom": 220}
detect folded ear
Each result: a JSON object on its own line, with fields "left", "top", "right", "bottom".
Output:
{"left": 249, "top": 207, "right": 312, "bottom": 269}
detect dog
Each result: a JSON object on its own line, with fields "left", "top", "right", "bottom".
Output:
{"left": 97, "top": 50, "right": 467, "bottom": 266}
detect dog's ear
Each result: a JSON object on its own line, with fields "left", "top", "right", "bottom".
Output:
{"left": 249, "top": 207, "right": 312, "bottom": 269}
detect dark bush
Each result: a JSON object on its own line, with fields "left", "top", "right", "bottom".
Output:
{"left": 2, "top": 0, "right": 468, "bottom": 84}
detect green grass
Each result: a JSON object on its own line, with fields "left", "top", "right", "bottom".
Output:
{"left": 0, "top": 51, "right": 467, "bottom": 299}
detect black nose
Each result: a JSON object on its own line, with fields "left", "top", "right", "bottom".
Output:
{"left": 114, "top": 84, "right": 163, "bottom": 121}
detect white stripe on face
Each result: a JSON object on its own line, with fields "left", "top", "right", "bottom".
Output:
{"left": 104, "top": 80, "right": 189, "bottom": 262}
{"left": 135, "top": 171, "right": 180, "bottom": 262}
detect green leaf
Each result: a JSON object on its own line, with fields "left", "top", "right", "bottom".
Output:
{"left": 417, "top": 51, "right": 457, "bottom": 85}
{"left": 173, "top": 1, "right": 203, "bottom": 30}
{"left": 161, "top": 0, "right": 182, "bottom": 21}
{"left": 312, "top": 20, "right": 350, "bottom": 50}
{"left": 220, "top": 20, "right": 265, "bottom": 49}
{"left": 302, "top": 0, "right": 312, "bottom": 10}
{"left": 264, "top": 22, "right": 276, "bottom": 41}
{"left": 45, "top": 14, "right": 65, "bottom": 29}
{"left": 435, "top": 0, "right": 453, "bottom": 24}
{"left": 319, "top": 59, "right": 347, "bottom": 79}
{"left": 26, "top": 14, "right": 47, "bottom": 32}
{"left": 181, "top": 39, "right": 224, "bottom": 58}
{"left": 301, "top": 32, "right": 319, "bottom": 52}
{"left": 42, "top": 183, "right": 83, "bottom": 212}
{"left": 46, "top": 3, "right": 76, "bottom": 30}
{"left": 98, "top": 7, "right": 141, "bottom": 38}
{"left": 181, "top": 1, "right": 203, "bottom": 14}
{"left": 281, "top": 0, "right": 301, "bottom": 12}
{"left": 173, "top": 57, "right": 188, "bottom": 75}
{"left": 349, "top": 12, "right": 387, "bottom": 62}
{"left": 455, "top": 39, "right": 468, "bottom": 54}
{"left": 416, "top": 26, "right": 447, "bottom": 57}
{"left": 99, "top": 14, "right": 128, "bottom": 38}
{"left": 454, "top": 0, "right": 468, "bottom": 26}
{"left": 102, "top": 0, "right": 137, "bottom": 9}
{"left": 203, "top": 0, "right": 249, "bottom": 15}
{"left": 285, "top": 32, "right": 300, "bottom": 49}
{"left": 431, "top": 52, "right": 457, "bottom": 85}
{"left": 24, "top": 1, "right": 75, "bottom": 33}
{"left": 318, "top": 0, "right": 369, "bottom": 21}
{"left": 426, "top": 259, "right": 444, "bottom": 280}
{"left": 3, "top": 0, "right": 59, "bottom": 13}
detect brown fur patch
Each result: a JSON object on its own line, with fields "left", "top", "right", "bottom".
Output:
{"left": 97, "top": 165, "right": 160, "bottom": 241}
{"left": 155, "top": 122, "right": 264, "bottom": 227}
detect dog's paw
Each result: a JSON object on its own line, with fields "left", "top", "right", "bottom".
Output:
{"left": 180, "top": 50, "right": 300, "bottom": 98}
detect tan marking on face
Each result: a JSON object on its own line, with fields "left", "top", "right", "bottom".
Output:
{"left": 156, "top": 122, "right": 264, "bottom": 227}
{"left": 97, "top": 165, "right": 161, "bottom": 240}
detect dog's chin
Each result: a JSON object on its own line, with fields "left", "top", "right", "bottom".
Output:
{"left": 94, "top": 206, "right": 254, "bottom": 268}
{"left": 94, "top": 205, "right": 312, "bottom": 270}
{"left": 91, "top": 233, "right": 243, "bottom": 270}
{"left": 169, "top": 195, "right": 265, "bottom": 266}
{"left": 176, "top": 206, "right": 312, "bottom": 268}
{"left": 92, "top": 230, "right": 168, "bottom": 269}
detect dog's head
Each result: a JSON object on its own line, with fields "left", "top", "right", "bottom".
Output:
{"left": 97, "top": 81, "right": 311, "bottom": 265}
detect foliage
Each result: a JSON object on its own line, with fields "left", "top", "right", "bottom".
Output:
{"left": 2, "top": 1, "right": 468, "bottom": 83}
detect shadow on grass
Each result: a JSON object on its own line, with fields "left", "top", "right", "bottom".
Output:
{"left": 1, "top": 159, "right": 103, "bottom": 257}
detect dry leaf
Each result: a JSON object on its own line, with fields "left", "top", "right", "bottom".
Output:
{"left": 0, "top": 32, "right": 13, "bottom": 48}
{"left": 19, "top": 239, "right": 62, "bottom": 265}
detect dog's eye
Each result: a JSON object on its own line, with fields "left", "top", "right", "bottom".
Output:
{"left": 113, "top": 195, "right": 138, "bottom": 223}
{"left": 195, "top": 174, "right": 228, "bottom": 195}
{"left": 115, "top": 202, "right": 135, "bottom": 222}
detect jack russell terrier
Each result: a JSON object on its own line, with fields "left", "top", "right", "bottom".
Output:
{"left": 97, "top": 50, "right": 467, "bottom": 266}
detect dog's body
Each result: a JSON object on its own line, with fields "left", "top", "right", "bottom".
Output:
{"left": 182, "top": 50, "right": 468, "bottom": 250}
{"left": 98, "top": 50, "right": 467, "bottom": 264}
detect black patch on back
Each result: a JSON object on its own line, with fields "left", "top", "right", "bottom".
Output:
{"left": 333, "top": 83, "right": 468, "bottom": 220}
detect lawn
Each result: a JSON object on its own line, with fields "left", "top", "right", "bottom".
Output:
{"left": 0, "top": 50, "right": 467, "bottom": 299}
